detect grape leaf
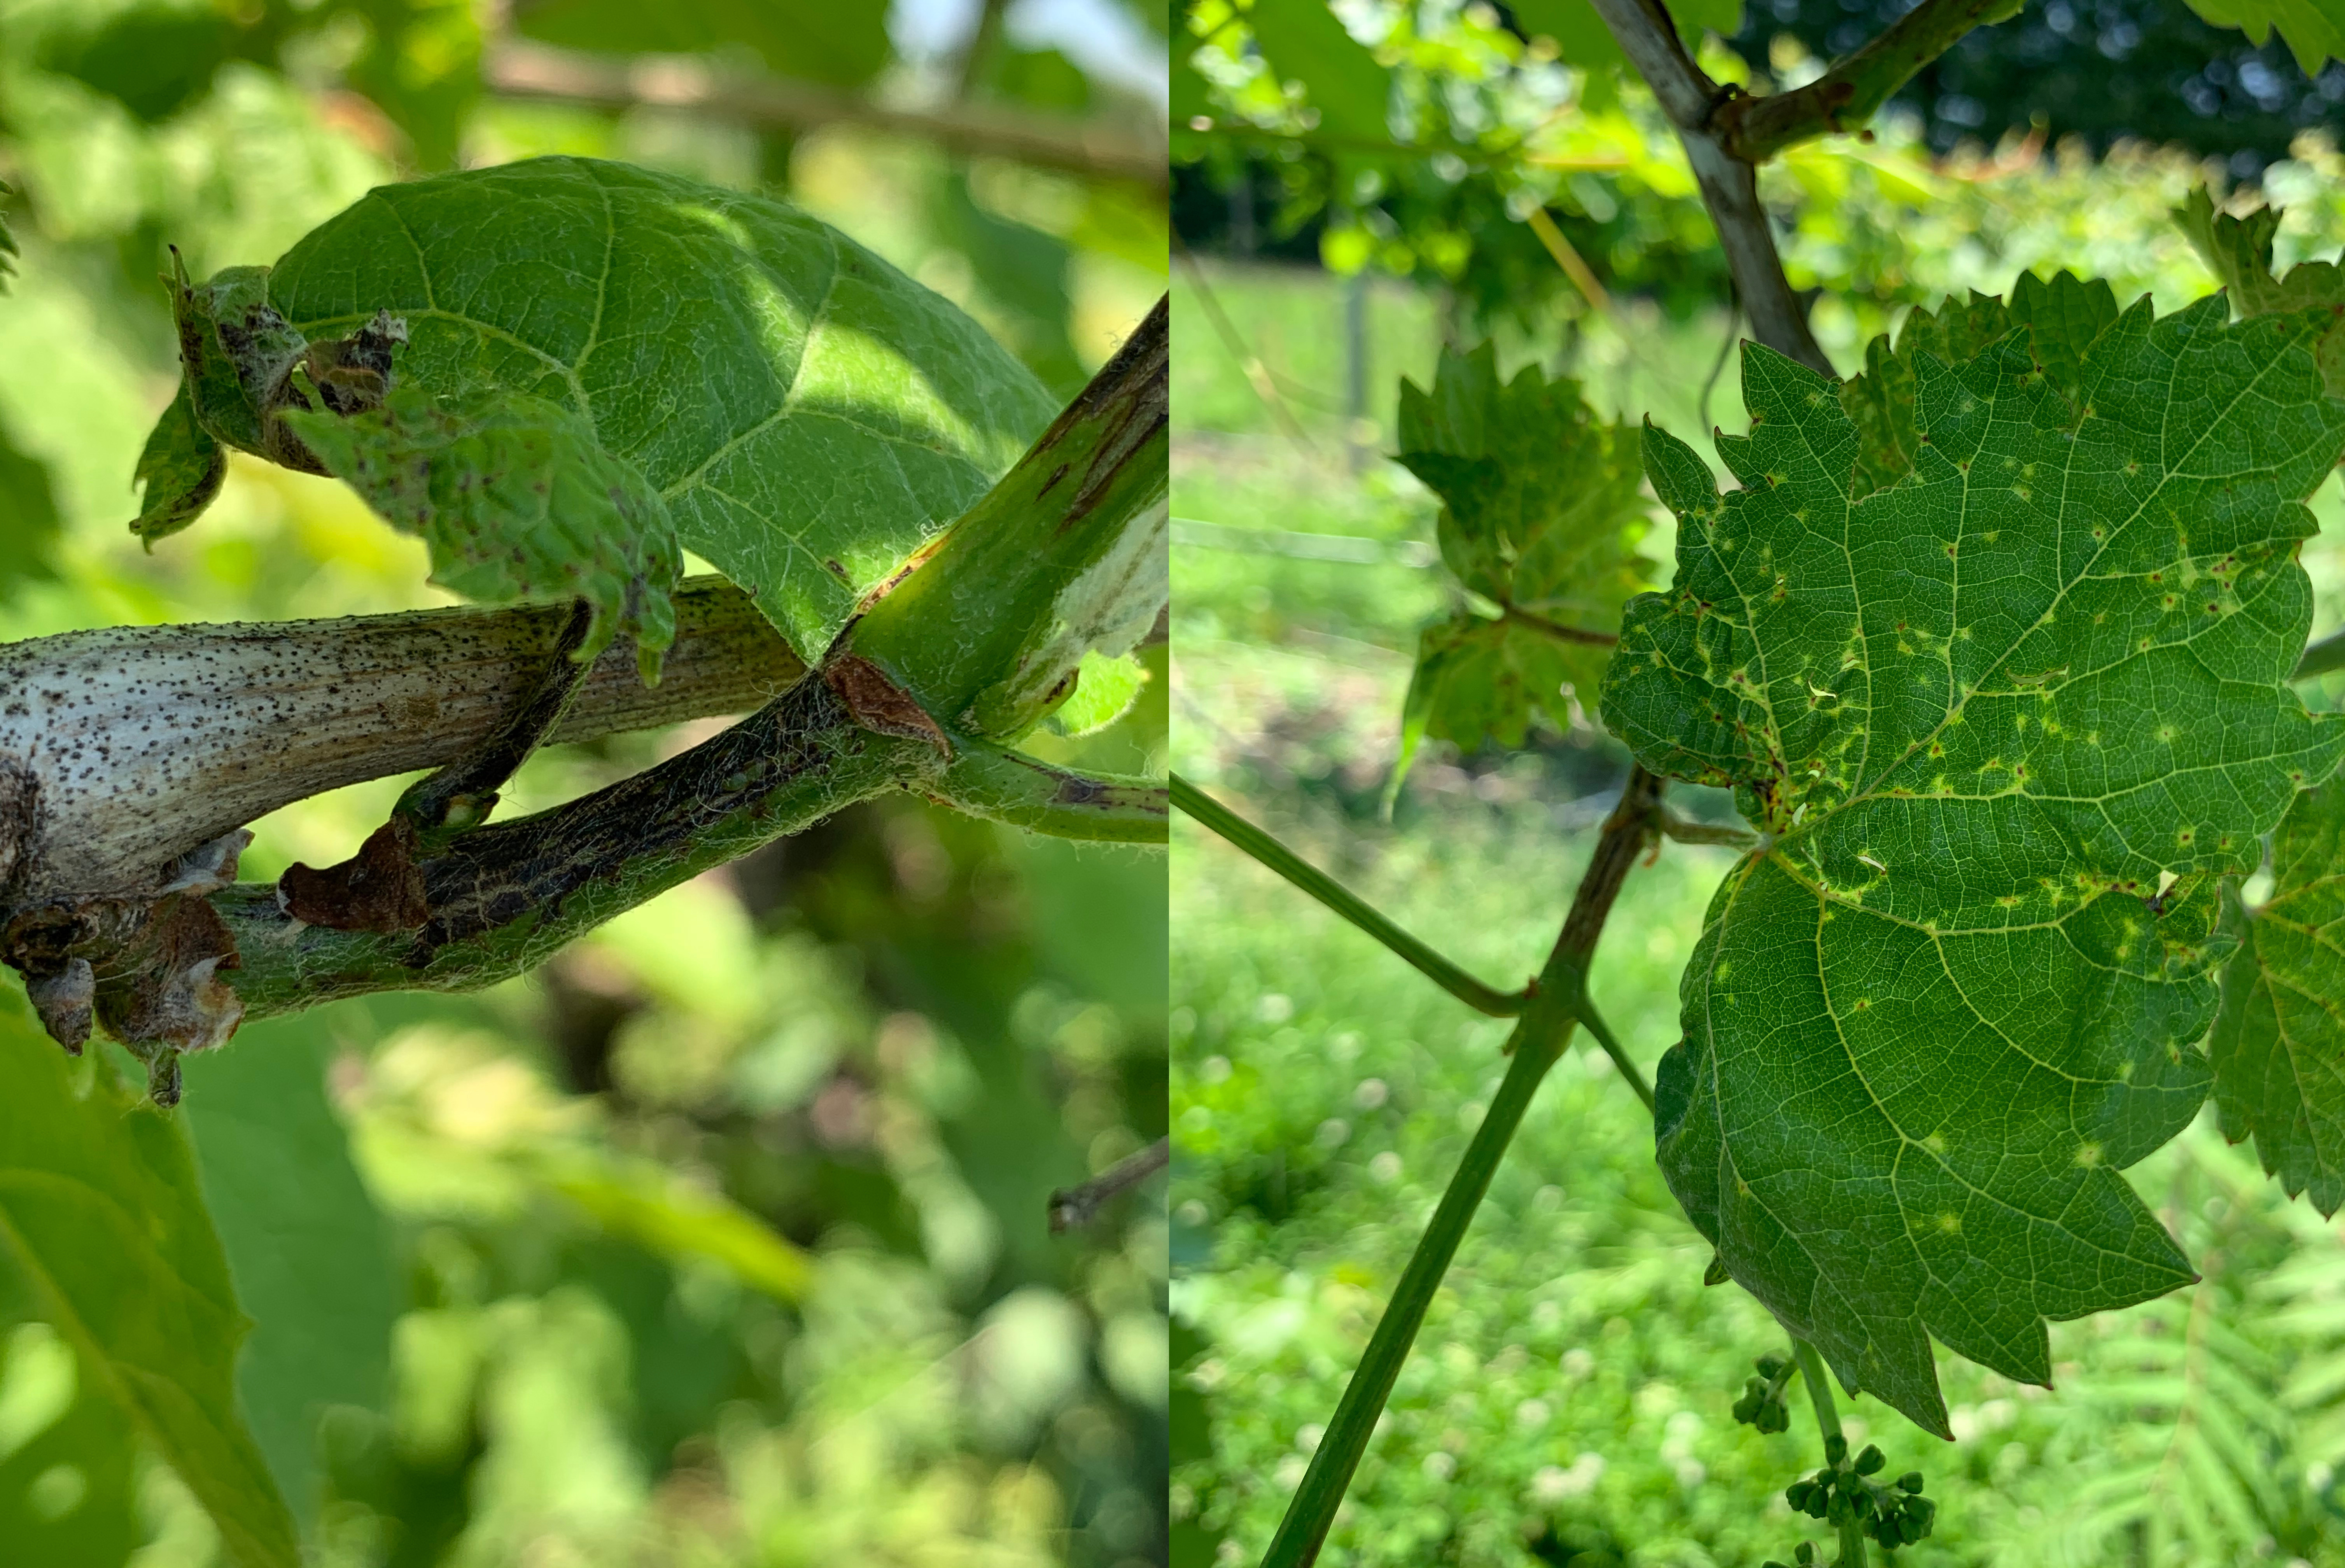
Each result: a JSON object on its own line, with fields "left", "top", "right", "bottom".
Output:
{"left": 0, "top": 987, "right": 298, "bottom": 1567}
{"left": 2173, "top": 187, "right": 2345, "bottom": 398}
{"left": 1390, "top": 344, "right": 1648, "bottom": 786}
{"left": 1247, "top": 0, "right": 1392, "bottom": 142}
{"left": 1840, "top": 272, "right": 2121, "bottom": 497}
{"left": 1602, "top": 299, "right": 2345, "bottom": 1435}
{"left": 181, "top": 1016, "right": 397, "bottom": 1533}
{"left": 285, "top": 386, "right": 680, "bottom": 681}
{"left": 134, "top": 156, "right": 1058, "bottom": 662}
{"left": 2175, "top": 0, "right": 2345, "bottom": 75}
{"left": 130, "top": 382, "right": 226, "bottom": 544}
{"left": 2210, "top": 777, "right": 2345, "bottom": 1214}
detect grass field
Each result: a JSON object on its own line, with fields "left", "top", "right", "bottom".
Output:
{"left": 1171, "top": 256, "right": 2345, "bottom": 1568}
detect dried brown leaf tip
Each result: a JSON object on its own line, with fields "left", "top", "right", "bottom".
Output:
{"left": 278, "top": 816, "right": 430, "bottom": 932}
{"left": 823, "top": 655, "right": 952, "bottom": 758}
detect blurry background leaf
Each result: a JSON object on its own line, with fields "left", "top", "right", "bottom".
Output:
{"left": 513, "top": 0, "right": 892, "bottom": 89}
{"left": 0, "top": 992, "right": 299, "bottom": 1567}
{"left": 179, "top": 1018, "right": 399, "bottom": 1537}
{"left": 1245, "top": 0, "right": 1392, "bottom": 142}
{"left": 0, "top": 1314, "right": 141, "bottom": 1568}
{"left": 0, "top": 417, "right": 62, "bottom": 605}
{"left": 931, "top": 169, "right": 1090, "bottom": 397}
{"left": 341, "top": 0, "right": 485, "bottom": 172}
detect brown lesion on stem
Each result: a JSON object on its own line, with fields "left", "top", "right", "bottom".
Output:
{"left": 278, "top": 817, "right": 430, "bottom": 933}
{"left": 822, "top": 654, "right": 953, "bottom": 757}
{"left": 1710, "top": 0, "right": 2025, "bottom": 164}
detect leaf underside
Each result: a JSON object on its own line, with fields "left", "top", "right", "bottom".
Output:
{"left": 0, "top": 991, "right": 299, "bottom": 1568}
{"left": 1603, "top": 294, "right": 2345, "bottom": 1435}
{"left": 1391, "top": 343, "right": 1648, "bottom": 788}
{"left": 2212, "top": 778, "right": 2345, "bottom": 1214}
{"left": 138, "top": 156, "right": 1059, "bottom": 661}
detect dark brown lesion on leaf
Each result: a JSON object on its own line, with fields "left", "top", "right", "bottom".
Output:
{"left": 166, "top": 244, "right": 410, "bottom": 481}
{"left": 300, "top": 310, "right": 409, "bottom": 417}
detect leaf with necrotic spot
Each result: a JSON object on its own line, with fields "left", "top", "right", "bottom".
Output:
{"left": 135, "top": 156, "right": 1057, "bottom": 662}
{"left": 2173, "top": 187, "right": 2345, "bottom": 398}
{"left": 1603, "top": 297, "right": 2345, "bottom": 1435}
{"left": 1840, "top": 272, "right": 2120, "bottom": 499}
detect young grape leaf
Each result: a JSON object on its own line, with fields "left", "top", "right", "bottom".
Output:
{"left": 1603, "top": 298, "right": 2345, "bottom": 1435}
{"left": 1389, "top": 344, "right": 1648, "bottom": 787}
{"left": 2209, "top": 777, "right": 2345, "bottom": 1214}
{"left": 130, "top": 382, "right": 226, "bottom": 544}
{"left": 285, "top": 386, "right": 681, "bottom": 681}
{"left": 133, "top": 156, "right": 1058, "bottom": 662}
{"left": 2173, "top": 187, "right": 2345, "bottom": 397}
{"left": 1840, "top": 272, "right": 2120, "bottom": 497}
{"left": 0, "top": 988, "right": 298, "bottom": 1567}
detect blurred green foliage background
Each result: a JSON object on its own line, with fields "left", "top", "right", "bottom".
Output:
{"left": 1169, "top": 137, "right": 2345, "bottom": 1563}
{"left": 0, "top": 0, "right": 1169, "bottom": 1564}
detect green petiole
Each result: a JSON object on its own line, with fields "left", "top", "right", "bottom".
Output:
{"left": 1170, "top": 772, "right": 1532, "bottom": 1017}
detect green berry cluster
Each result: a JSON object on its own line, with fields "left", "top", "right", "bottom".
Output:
{"left": 1731, "top": 1351, "right": 1795, "bottom": 1433}
{"left": 1780, "top": 1435, "right": 1935, "bottom": 1551}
